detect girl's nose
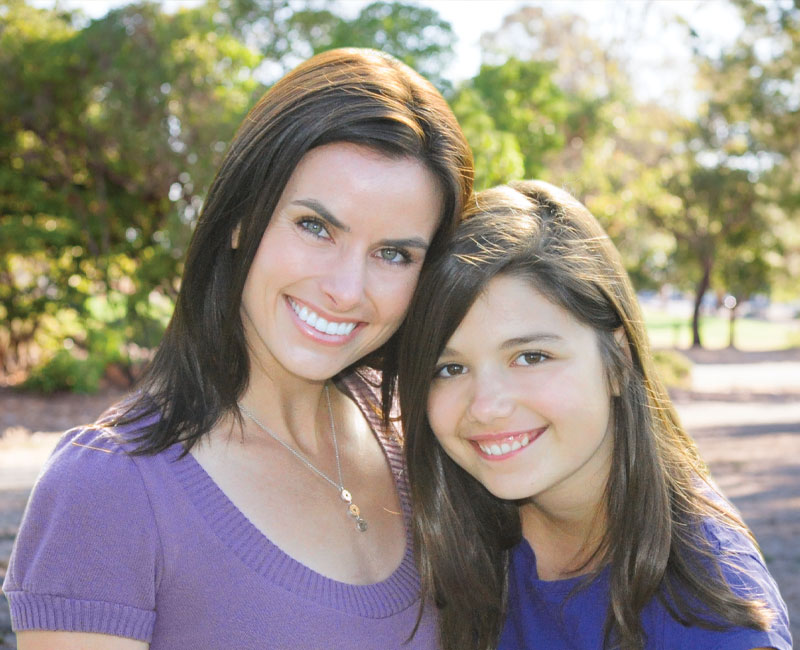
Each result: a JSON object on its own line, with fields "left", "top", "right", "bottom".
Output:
{"left": 467, "top": 371, "right": 514, "bottom": 424}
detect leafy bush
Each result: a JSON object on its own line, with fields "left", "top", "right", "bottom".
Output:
{"left": 652, "top": 349, "right": 692, "bottom": 390}
{"left": 21, "top": 349, "right": 107, "bottom": 394}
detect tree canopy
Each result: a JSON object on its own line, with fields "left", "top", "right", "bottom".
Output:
{"left": 1, "top": 0, "right": 798, "bottom": 389}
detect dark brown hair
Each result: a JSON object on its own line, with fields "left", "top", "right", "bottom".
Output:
{"left": 398, "top": 180, "right": 772, "bottom": 650}
{"left": 114, "top": 48, "right": 473, "bottom": 453}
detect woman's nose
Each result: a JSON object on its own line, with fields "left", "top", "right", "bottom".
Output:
{"left": 467, "top": 370, "right": 514, "bottom": 424}
{"left": 319, "top": 252, "right": 367, "bottom": 311}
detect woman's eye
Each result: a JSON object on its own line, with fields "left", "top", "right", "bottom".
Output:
{"left": 299, "top": 218, "right": 330, "bottom": 239}
{"left": 434, "top": 363, "right": 466, "bottom": 379}
{"left": 514, "top": 352, "right": 548, "bottom": 367}
{"left": 378, "top": 247, "right": 410, "bottom": 265}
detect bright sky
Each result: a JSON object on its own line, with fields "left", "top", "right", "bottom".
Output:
{"left": 34, "top": 0, "right": 742, "bottom": 112}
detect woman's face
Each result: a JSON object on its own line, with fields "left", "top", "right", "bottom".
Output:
{"left": 426, "top": 274, "right": 614, "bottom": 511}
{"left": 241, "top": 142, "right": 442, "bottom": 384}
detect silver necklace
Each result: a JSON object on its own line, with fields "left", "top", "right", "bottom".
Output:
{"left": 238, "top": 384, "right": 367, "bottom": 532}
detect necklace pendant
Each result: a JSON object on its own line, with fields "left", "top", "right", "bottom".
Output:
{"left": 340, "top": 488, "right": 352, "bottom": 503}
{"left": 346, "top": 502, "right": 367, "bottom": 532}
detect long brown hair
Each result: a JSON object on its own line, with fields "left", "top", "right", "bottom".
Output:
{"left": 398, "top": 181, "right": 772, "bottom": 649}
{"left": 112, "top": 48, "right": 473, "bottom": 454}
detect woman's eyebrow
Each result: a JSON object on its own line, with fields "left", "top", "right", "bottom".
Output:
{"left": 377, "top": 236, "right": 430, "bottom": 251}
{"left": 294, "top": 198, "right": 429, "bottom": 251}
{"left": 292, "top": 198, "right": 348, "bottom": 231}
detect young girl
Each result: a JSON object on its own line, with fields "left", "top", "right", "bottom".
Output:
{"left": 398, "top": 181, "right": 791, "bottom": 650}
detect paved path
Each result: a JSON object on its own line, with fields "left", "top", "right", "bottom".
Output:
{"left": 0, "top": 351, "right": 798, "bottom": 647}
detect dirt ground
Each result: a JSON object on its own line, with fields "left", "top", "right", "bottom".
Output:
{"left": 0, "top": 348, "right": 798, "bottom": 647}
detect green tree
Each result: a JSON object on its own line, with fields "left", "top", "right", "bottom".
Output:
{"left": 0, "top": 0, "right": 259, "bottom": 384}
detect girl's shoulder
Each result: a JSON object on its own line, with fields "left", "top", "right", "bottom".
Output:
{"left": 676, "top": 514, "right": 793, "bottom": 650}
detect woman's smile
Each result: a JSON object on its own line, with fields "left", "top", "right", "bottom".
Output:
{"left": 286, "top": 296, "right": 362, "bottom": 343}
{"left": 240, "top": 142, "right": 442, "bottom": 383}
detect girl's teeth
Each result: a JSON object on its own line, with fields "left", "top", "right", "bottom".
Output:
{"left": 299, "top": 306, "right": 309, "bottom": 320}
{"left": 307, "top": 312, "right": 318, "bottom": 327}
{"left": 478, "top": 433, "right": 535, "bottom": 456}
{"left": 325, "top": 321, "right": 338, "bottom": 335}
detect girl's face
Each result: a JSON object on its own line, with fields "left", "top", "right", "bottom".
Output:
{"left": 426, "top": 274, "right": 615, "bottom": 511}
{"left": 240, "top": 142, "right": 442, "bottom": 384}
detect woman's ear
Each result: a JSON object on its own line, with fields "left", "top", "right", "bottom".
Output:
{"left": 231, "top": 223, "right": 241, "bottom": 249}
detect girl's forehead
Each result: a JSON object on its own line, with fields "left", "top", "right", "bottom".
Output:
{"left": 447, "top": 276, "right": 582, "bottom": 344}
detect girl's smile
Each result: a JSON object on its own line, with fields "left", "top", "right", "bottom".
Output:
{"left": 468, "top": 426, "right": 547, "bottom": 459}
{"left": 426, "top": 274, "right": 615, "bottom": 509}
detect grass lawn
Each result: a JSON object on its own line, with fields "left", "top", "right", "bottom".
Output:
{"left": 642, "top": 307, "right": 800, "bottom": 351}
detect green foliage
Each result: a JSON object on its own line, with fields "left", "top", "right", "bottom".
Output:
{"left": 22, "top": 348, "right": 107, "bottom": 393}
{"left": 452, "top": 58, "right": 573, "bottom": 187}
{"left": 0, "top": 0, "right": 258, "bottom": 378}
{"left": 308, "top": 1, "right": 456, "bottom": 89}
{"left": 651, "top": 349, "right": 693, "bottom": 390}
{"left": 3, "top": 0, "right": 799, "bottom": 389}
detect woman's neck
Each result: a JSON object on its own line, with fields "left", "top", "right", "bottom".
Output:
{"left": 234, "top": 363, "right": 333, "bottom": 453}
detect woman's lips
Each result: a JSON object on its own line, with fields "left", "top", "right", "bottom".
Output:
{"left": 286, "top": 296, "right": 363, "bottom": 344}
{"left": 470, "top": 427, "right": 547, "bottom": 459}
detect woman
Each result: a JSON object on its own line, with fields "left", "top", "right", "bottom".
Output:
{"left": 398, "top": 181, "right": 791, "bottom": 649}
{"left": 4, "top": 48, "right": 473, "bottom": 649}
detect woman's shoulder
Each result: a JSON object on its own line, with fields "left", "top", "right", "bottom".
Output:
{"left": 38, "top": 413, "right": 165, "bottom": 486}
{"left": 3, "top": 424, "right": 165, "bottom": 641}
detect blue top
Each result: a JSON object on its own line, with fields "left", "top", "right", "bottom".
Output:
{"left": 499, "top": 517, "right": 792, "bottom": 649}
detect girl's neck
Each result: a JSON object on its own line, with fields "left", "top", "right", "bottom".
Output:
{"left": 520, "top": 495, "right": 607, "bottom": 581}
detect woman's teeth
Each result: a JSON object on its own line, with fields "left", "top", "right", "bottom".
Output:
{"left": 477, "top": 434, "right": 531, "bottom": 456}
{"left": 290, "top": 299, "right": 356, "bottom": 336}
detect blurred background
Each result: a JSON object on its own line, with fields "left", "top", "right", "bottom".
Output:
{"left": 1, "top": 0, "right": 799, "bottom": 389}
{"left": 0, "top": 0, "right": 798, "bottom": 646}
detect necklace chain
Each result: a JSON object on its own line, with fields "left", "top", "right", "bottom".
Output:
{"left": 238, "top": 385, "right": 368, "bottom": 532}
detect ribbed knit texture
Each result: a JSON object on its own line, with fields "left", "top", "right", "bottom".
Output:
{"left": 3, "top": 371, "right": 437, "bottom": 649}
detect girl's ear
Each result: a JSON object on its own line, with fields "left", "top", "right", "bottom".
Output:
{"left": 614, "top": 327, "right": 631, "bottom": 360}
{"left": 231, "top": 223, "right": 241, "bottom": 249}
{"left": 610, "top": 327, "right": 630, "bottom": 396}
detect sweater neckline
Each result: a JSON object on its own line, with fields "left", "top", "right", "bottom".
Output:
{"left": 169, "top": 372, "right": 421, "bottom": 618}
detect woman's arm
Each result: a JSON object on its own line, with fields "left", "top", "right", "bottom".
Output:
{"left": 17, "top": 631, "right": 148, "bottom": 649}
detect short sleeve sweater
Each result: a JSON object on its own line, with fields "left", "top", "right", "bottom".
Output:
{"left": 499, "top": 516, "right": 792, "bottom": 649}
{"left": 3, "top": 371, "right": 437, "bottom": 649}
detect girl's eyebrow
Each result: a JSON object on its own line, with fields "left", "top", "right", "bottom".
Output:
{"left": 500, "top": 333, "right": 563, "bottom": 350}
{"left": 439, "top": 333, "right": 562, "bottom": 359}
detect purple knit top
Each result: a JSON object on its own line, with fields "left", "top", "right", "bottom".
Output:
{"left": 3, "top": 372, "right": 438, "bottom": 649}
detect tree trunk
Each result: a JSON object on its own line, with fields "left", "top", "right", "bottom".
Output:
{"left": 691, "top": 260, "right": 712, "bottom": 348}
{"left": 728, "top": 302, "right": 738, "bottom": 349}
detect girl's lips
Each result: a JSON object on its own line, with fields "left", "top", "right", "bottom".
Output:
{"left": 285, "top": 296, "right": 363, "bottom": 345}
{"left": 470, "top": 427, "right": 547, "bottom": 460}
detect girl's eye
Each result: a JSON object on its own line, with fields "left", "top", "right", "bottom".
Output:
{"left": 434, "top": 363, "right": 466, "bottom": 379}
{"left": 299, "top": 218, "right": 330, "bottom": 239}
{"left": 377, "top": 247, "right": 410, "bottom": 265}
{"left": 514, "top": 352, "right": 548, "bottom": 367}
